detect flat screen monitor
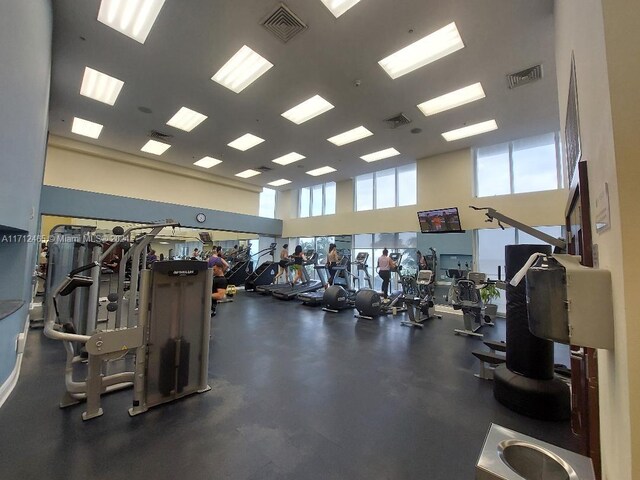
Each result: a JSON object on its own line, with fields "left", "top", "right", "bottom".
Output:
{"left": 417, "top": 207, "right": 463, "bottom": 233}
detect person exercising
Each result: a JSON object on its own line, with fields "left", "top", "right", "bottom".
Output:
{"left": 377, "top": 248, "right": 395, "bottom": 299}
{"left": 291, "top": 245, "right": 306, "bottom": 285}
{"left": 210, "top": 257, "right": 228, "bottom": 317}
{"left": 326, "top": 243, "right": 339, "bottom": 287}
{"left": 273, "top": 243, "right": 289, "bottom": 284}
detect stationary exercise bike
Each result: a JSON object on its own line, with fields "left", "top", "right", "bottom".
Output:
{"left": 450, "top": 271, "right": 495, "bottom": 337}
{"left": 401, "top": 270, "right": 442, "bottom": 328}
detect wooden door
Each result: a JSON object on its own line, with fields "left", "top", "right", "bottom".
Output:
{"left": 565, "top": 161, "right": 601, "bottom": 478}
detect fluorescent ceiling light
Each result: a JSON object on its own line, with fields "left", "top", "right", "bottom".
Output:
{"left": 193, "top": 156, "right": 222, "bottom": 168}
{"left": 159, "top": 241, "right": 170, "bottom": 245}
{"left": 417, "top": 83, "right": 485, "bottom": 117}
{"left": 327, "top": 125, "right": 373, "bottom": 146}
{"left": 211, "top": 45, "right": 274, "bottom": 94}
{"left": 306, "top": 166, "right": 336, "bottom": 176}
{"left": 71, "top": 117, "right": 103, "bottom": 139}
{"left": 227, "top": 133, "right": 265, "bottom": 151}
{"left": 272, "top": 152, "right": 305, "bottom": 166}
{"left": 320, "top": 0, "right": 361, "bottom": 18}
{"left": 360, "top": 148, "right": 400, "bottom": 162}
{"left": 268, "top": 179, "right": 292, "bottom": 187}
{"left": 281, "top": 95, "right": 334, "bottom": 125}
{"left": 441, "top": 119, "right": 498, "bottom": 141}
{"left": 166, "top": 107, "right": 207, "bottom": 132}
{"left": 235, "top": 169, "right": 261, "bottom": 178}
{"left": 80, "top": 67, "right": 124, "bottom": 105}
{"left": 141, "top": 139, "right": 171, "bottom": 155}
{"left": 97, "top": 0, "right": 166, "bottom": 44}
{"left": 378, "top": 22, "right": 464, "bottom": 79}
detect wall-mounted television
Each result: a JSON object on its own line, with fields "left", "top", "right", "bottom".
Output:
{"left": 417, "top": 207, "right": 464, "bottom": 234}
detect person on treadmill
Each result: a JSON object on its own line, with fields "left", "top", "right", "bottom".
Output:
{"left": 273, "top": 243, "right": 289, "bottom": 284}
{"left": 291, "top": 245, "right": 306, "bottom": 285}
{"left": 326, "top": 243, "right": 339, "bottom": 287}
{"left": 377, "top": 248, "right": 395, "bottom": 299}
{"left": 210, "top": 257, "right": 228, "bottom": 317}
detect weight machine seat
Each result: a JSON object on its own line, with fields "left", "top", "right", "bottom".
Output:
{"left": 472, "top": 350, "right": 506, "bottom": 365}
{"left": 483, "top": 339, "right": 507, "bottom": 353}
{"left": 58, "top": 275, "right": 94, "bottom": 296}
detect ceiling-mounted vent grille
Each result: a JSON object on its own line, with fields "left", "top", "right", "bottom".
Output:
{"left": 384, "top": 113, "right": 412, "bottom": 129}
{"left": 507, "top": 64, "right": 543, "bottom": 89}
{"left": 256, "top": 165, "right": 273, "bottom": 172}
{"left": 261, "top": 3, "right": 308, "bottom": 43}
{"left": 148, "top": 130, "right": 173, "bottom": 141}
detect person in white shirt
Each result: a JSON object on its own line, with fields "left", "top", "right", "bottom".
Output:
{"left": 377, "top": 248, "right": 395, "bottom": 299}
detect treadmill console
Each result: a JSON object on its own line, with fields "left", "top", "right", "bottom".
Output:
{"left": 355, "top": 252, "right": 369, "bottom": 263}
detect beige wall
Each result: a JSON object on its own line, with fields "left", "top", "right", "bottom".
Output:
{"left": 44, "top": 136, "right": 261, "bottom": 216}
{"left": 555, "top": 0, "right": 639, "bottom": 478}
{"left": 282, "top": 148, "right": 568, "bottom": 238}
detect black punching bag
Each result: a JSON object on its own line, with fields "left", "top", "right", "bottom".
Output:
{"left": 493, "top": 244, "right": 570, "bottom": 421}
{"left": 505, "top": 244, "right": 554, "bottom": 379}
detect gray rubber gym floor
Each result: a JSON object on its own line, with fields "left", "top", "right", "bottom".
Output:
{"left": 0, "top": 292, "right": 576, "bottom": 480}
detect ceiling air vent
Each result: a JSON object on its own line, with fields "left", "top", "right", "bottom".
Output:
{"left": 148, "top": 130, "right": 173, "bottom": 141}
{"left": 384, "top": 113, "right": 412, "bottom": 129}
{"left": 507, "top": 64, "right": 543, "bottom": 89}
{"left": 256, "top": 165, "right": 273, "bottom": 172}
{"left": 261, "top": 3, "right": 308, "bottom": 43}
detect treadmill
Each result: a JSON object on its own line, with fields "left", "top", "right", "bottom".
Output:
{"left": 272, "top": 250, "right": 322, "bottom": 300}
{"left": 297, "top": 262, "right": 332, "bottom": 306}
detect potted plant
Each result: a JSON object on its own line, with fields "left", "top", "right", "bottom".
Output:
{"left": 480, "top": 283, "right": 501, "bottom": 324}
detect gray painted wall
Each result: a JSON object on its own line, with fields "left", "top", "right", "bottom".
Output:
{"left": 0, "top": 0, "right": 52, "bottom": 386}
{"left": 40, "top": 186, "right": 283, "bottom": 237}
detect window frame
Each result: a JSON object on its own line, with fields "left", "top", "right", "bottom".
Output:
{"left": 354, "top": 164, "right": 417, "bottom": 211}
{"left": 298, "top": 181, "right": 336, "bottom": 217}
{"left": 474, "top": 132, "right": 563, "bottom": 197}
{"left": 258, "top": 187, "right": 277, "bottom": 219}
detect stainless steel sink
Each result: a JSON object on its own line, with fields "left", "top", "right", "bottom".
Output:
{"left": 499, "top": 440, "right": 575, "bottom": 479}
{"left": 476, "top": 424, "right": 595, "bottom": 480}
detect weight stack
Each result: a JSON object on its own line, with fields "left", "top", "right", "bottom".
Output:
{"left": 493, "top": 244, "right": 570, "bottom": 421}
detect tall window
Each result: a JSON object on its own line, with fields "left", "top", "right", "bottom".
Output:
{"left": 299, "top": 182, "right": 336, "bottom": 217}
{"left": 259, "top": 188, "right": 276, "bottom": 218}
{"left": 475, "top": 132, "right": 563, "bottom": 197}
{"left": 355, "top": 164, "right": 416, "bottom": 211}
{"left": 352, "top": 232, "right": 417, "bottom": 289}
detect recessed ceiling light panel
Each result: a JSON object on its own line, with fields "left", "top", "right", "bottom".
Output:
{"left": 441, "top": 119, "right": 498, "bottom": 141}
{"left": 227, "top": 133, "right": 265, "bottom": 151}
{"left": 272, "top": 152, "right": 305, "bottom": 165}
{"left": 378, "top": 22, "right": 464, "bottom": 79}
{"left": 360, "top": 148, "right": 400, "bottom": 162}
{"left": 281, "top": 95, "right": 334, "bottom": 124}
{"left": 80, "top": 67, "right": 124, "bottom": 105}
{"left": 235, "top": 169, "right": 262, "bottom": 178}
{"left": 97, "top": 0, "right": 166, "bottom": 44}
{"left": 327, "top": 126, "right": 373, "bottom": 146}
{"left": 193, "top": 156, "right": 222, "bottom": 168}
{"left": 417, "top": 83, "right": 485, "bottom": 117}
{"left": 141, "top": 139, "right": 171, "bottom": 155}
{"left": 212, "top": 45, "right": 274, "bottom": 94}
{"left": 268, "top": 179, "right": 292, "bottom": 187}
{"left": 320, "top": 0, "right": 361, "bottom": 18}
{"left": 166, "top": 107, "right": 207, "bottom": 132}
{"left": 306, "top": 166, "right": 336, "bottom": 176}
{"left": 71, "top": 117, "right": 104, "bottom": 139}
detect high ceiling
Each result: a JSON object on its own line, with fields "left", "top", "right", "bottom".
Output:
{"left": 49, "top": 0, "right": 558, "bottom": 191}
